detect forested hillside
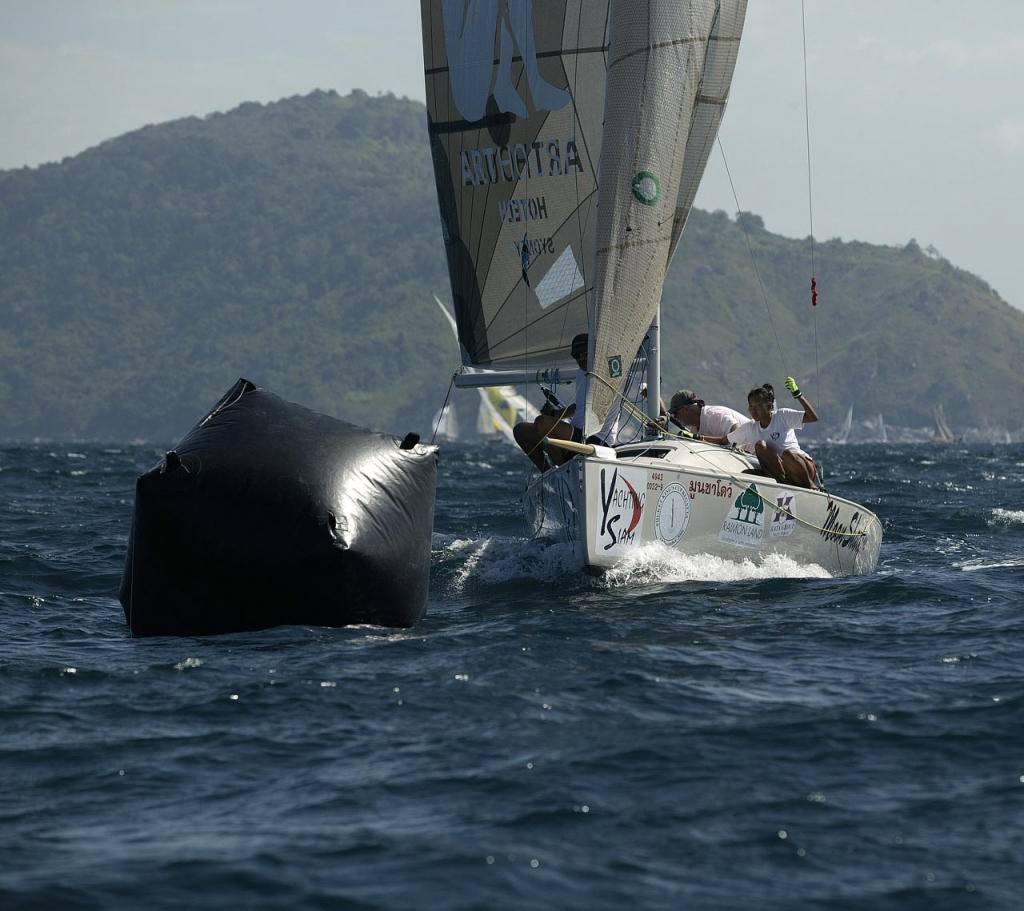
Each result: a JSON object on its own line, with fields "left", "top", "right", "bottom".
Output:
{"left": 1, "top": 90, "right": 1021, "bottom": 442}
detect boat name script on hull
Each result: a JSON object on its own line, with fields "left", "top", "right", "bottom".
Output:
{"left": 820, "top": 501, "right": 866, "bottom": 553}
{"left": 689, "top": 478, "right": 734, "bottom": 499}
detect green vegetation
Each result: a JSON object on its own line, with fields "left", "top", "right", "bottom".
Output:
{"left": 663, "top": 212, "right": 1023, "bottom": 434}
{"left": 1, "top": 90, "right": 1021, "bottom": 441}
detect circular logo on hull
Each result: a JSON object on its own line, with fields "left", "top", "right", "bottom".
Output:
{"left": 655, "top": 483, "right": 691, "bottom": 546}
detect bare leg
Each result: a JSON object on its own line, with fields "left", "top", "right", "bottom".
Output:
{"left": 755, "top": 441, "right": 786, "bottom": 483}
{"left": 513, "top": 416, "right": 573, "bottom": 471}
{"left": 544, "top": 420, "right": 575, "bottom": 465}
{"left": 781, "top": 450, "right": 817, "bottom": 489}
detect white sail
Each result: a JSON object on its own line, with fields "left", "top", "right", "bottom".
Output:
{"left": 829, "top": 404, "right": 854, "bottom": 444}
{"left": 432, "top": 293, "right": 538, "bottom": 442}
{"left": 933, "top": 404, "right": 956, "bottom": 443}
{"left": 431, "top": 402, "right": 459, "bottom": 441}
{"left": 585, "top": 0, "right": 746, "bottom": 432}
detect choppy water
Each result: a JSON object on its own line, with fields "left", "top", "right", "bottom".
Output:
{"left": 2, "top": 441, "right": 1022, "bottom": 909}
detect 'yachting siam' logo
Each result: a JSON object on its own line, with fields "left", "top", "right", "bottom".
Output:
{"left": 597, "top": 466, "right": 645, "bottom": 552}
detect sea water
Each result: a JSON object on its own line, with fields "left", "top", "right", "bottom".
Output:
{"left": 1, "top": 441, "right": 1022, "bottom": 910}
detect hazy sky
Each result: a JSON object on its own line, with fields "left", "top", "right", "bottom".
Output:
{"left": 3, "top": 1, "right": 1023, "bottom": 310}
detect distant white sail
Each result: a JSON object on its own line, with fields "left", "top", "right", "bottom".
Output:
{"left": 433, "top": 293, "right": 537, "bottom": 442}
{"left": 829, "top": 404, "right": 854, "bottom": 444}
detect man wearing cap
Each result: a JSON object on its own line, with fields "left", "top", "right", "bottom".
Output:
{"left": 513, "top": 332, "right": 589, "bottom": 470}
{"left": 668, "top": 389, "right": 752, "bottom": 451}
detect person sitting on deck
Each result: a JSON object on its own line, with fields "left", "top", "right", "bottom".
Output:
{"left": 513, "top": 333, "right": 647, "bottom": 470}
{"left": 513, "top": 333, "right": 589, "bottom": 471}
{"left": 725, "top": 377, "right": 820, "bottom": 488}
{"left": 667, "top": 389, "right": 751, "bottom": 451}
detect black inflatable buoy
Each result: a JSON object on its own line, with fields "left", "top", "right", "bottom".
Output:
{"left": 119, "top": 379, "right": 438, "bottom": 637}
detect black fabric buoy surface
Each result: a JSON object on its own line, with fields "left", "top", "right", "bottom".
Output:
{"left": 120, "top": 379, "right": 438, "bottom": 637}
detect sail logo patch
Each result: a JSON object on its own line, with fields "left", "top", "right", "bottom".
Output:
{"left": 440, "top": 4, "right": 569, "bottom": 123}
{"left": 631, "top": 171, "right": 661, "bottom": 206}
{"left": 719, "top": 483, "right": 764, "bottom": 549}
{"left": 607, "top": 355, "right": 623, "bottom": 378}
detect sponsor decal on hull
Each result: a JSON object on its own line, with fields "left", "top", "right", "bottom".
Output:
{"left": 769, "top": 492, "right": 797, "bottom": 538}
{"left": 820, "top": 500, "right": 866, "bottom": 554}
{"left": 655, "top": 483, "right": 691, "bottom": 546}
{"left": 593, "top": 465, "right": 647, "bottom": 555}
{"left": 719, "top": 482, "right": 765, "bottom": 549}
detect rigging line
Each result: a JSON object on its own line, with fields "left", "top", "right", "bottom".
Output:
{"left": 800, "top": 0, "right": 817, "bottom": 286}
{"left": 801, "top": 0, "right": 822, "bottom": 391}
{"left": 714, "top": 137, "right": 785, "bottom": 363}
{"left": 430, "top": 374, "right": 458, "bottom": 445}
{"left": 584, "top": 366, "right": 665, "bottom": 439}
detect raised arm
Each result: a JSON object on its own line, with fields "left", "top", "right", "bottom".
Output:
{"left": 785, "top": 376, "right": 818, "bottom": 424}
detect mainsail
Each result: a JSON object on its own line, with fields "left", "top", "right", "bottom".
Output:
{"left": 585, "top": 0, "right": 746, "bottom": 431}
{"left": 421, "top": 1, "right": 611, "bottom": 383}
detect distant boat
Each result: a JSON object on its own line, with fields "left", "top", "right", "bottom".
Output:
{"left": 877, "top": 413, "right": 888, "bottom": 443}
{"left": 433, "top": 294, "right": 537, "bottom": 443}
{"left": 431, "top": 402, "right": 459, "bottom": 441}
{"left": 828, "top": 404, "right": 854, "bottom": 444}
{"left": 476, "top": 385, "right": 537, "bottom": 443}
{"left": 932, "top": 404, "right": 959, "bottom": 443}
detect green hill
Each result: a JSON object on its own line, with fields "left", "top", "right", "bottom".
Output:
{"left": 1, "top": 89, "right": 1021, "bottom": 442}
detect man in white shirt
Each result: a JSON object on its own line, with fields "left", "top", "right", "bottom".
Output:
{"left": 668, "top": 389, "right": 753, "bottom": 452}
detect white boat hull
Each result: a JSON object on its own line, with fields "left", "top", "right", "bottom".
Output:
{"left": 526, "top": 440, "right": 882, "bottom": 576}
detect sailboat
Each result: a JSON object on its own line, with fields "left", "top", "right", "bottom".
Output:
{"left": 430, "top": 401, "right": 459, "bottom": 441}
{"left": 421, "top": 0, "right": 882, "bottom": 576}
{"left": 432, "top": 293, "right": 537, "bottom": 443}
{"left": 932, "top": 404, "right": 958, "bottom": 443}
{"left": 828, "top": 404, "right": 854, "bottom": 444}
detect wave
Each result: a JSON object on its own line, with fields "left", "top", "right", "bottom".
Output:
{"left": 432, "top": 533, "right": 830, "bottom": 591}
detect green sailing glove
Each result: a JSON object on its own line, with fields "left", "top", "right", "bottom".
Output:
{"left": 785, "top": 376, "right": 801, "bottom": 398}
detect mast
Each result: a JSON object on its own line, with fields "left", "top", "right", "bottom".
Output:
{"left": 646, "top": 312, "right": 661, "bottom": 430}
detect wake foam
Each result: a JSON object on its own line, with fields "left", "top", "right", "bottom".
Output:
{"left": 990, "top": 508, "right": 1024, "bottom": 526}
{"left": 433, "top": 534, "right": 830, "bottom": 590}
{"left": 433, "top": 533, "right": 580, "bottom": 591}
{"left": 598, "top": 542, "right": 831, "bottom": 586}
